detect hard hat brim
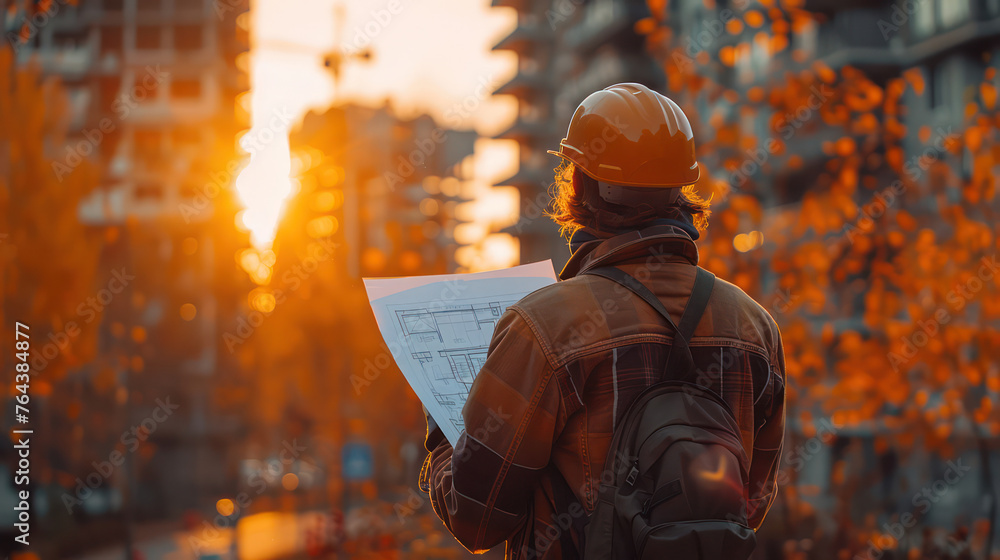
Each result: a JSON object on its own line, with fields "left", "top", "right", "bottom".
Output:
{"left": 547, "top": 148, "right": 700, "bottom": 188}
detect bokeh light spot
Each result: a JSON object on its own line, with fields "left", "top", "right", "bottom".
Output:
{"left": 216, "top": 499, "right": 235, "bottom": 516}
{"left": 180, "top": 303, "right": 197, "bottom": 321}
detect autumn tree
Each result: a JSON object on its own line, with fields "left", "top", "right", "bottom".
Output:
{"left": 640, "top": 0, "right": 999, "bottom": 556}
{"left": 0, "top": 48, "right": 104, "bottom": 395}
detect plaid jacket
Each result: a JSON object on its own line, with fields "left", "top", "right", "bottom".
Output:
{"left": 420, "top": 225, "right": 786, "bottom": 559}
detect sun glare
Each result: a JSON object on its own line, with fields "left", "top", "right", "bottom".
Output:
{"left": 234, "top": 133, "right": 295, "bottom": 250}
{"left": 233, "top": 0, "right": 518, "bottom": 281}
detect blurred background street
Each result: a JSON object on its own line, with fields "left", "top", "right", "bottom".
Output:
{"left": 1, "top": 0, "right": 1000, "bottom": 558}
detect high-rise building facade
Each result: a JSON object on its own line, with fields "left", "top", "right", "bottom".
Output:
{"left": 491, "top": 0, "right": 661, "bottom": 270}
{"left": 3, "top": 0, "right": 252, "bottom": 537}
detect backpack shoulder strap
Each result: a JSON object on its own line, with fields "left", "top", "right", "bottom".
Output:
{"left": 583, "top": 266, "right": 715, "bottom": 379}
{"left": 655, "top": 266, "right": 715, "bottom": 379}
{"left": 583, "top": 266, "right": 681, "bottom": 333}
{"left": 670, "top": 267, "right": 715, "bottom": 353}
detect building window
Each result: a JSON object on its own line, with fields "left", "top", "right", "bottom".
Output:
{"left": 931, "top": 58, "right": 965, "bottom": 119}
{"left": 170, "top": 78, "right": 202, "bottom": 99}
{"left": 793, "top": 19, "right": 817, "bottom": 58}
{"left": 750, "top": 36, "right": 769, "bottom": 73}
{"left": 98, "top": 76, "right": 122, "bottom": 111}
{"left": 583, "top": 0, "right": 619, "bottom": 32}
{"left": 736, "top": 43, "right": 754, "bottom": 83}
{"left": 135, "top": 25, "right": 162, "bottom": 49}
{"left": 134, "top": 73, "right": 159, "bottom": 100}
{"left": 134, "top": 130, "right": 163, "bottom": 154}
{"left": 19, "top": 32, "right": 41, "bottom": 50}
{"left": 53, "top": 28, "right": 89, "bottom": 50}
{"left": 519, "top": 102, "right": 543, "bottom": 123}
{"left": 179, "top": 180, "right": 200, "bottom": 199}
{"left": 938, "top": 0, "right": 970, "bottom": 29}
{"left": 912, "top": 0, "right": 936, "bottom": 39}
{"left": 134, "top": 183, "right": 164, "bottom": 200}
{"left": 175, "top": 0, "right": 204, "bottom": 13}
{"left": 172, "top": 127, "right": 201, "bottom": 148}
{"left": 519, "top": 12, "right": 539, "bottom": 27}
{"left": 526, "top": 150, "right": 547, "bottom": 171}
{"left": 138, "top": 0, "right": 163, "bottom": 12}
{"left": 100, "top": 25, "right": 124, "bottom": 55}
{"left": 173, "top": 24, "right": 203, "bottom": 51}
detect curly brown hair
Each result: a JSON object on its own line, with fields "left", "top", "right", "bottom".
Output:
{"left": 546, "top": 160, "right": 712, "bottom": 241}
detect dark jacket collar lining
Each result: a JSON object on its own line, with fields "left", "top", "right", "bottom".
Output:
{"left": 559, "top": 225, "right": 700, "bottom": 280}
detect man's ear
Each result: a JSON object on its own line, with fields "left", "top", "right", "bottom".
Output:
{"left": 572, "top": 169, "right": 583, "bottom": 198}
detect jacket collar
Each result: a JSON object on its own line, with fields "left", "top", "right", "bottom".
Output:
{"left": 559, "top": 224, "right": 700, "bottom": 280}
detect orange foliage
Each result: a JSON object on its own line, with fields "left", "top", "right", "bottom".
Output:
{"left": 645, "top": 2, "right": 1000, "bottom": 525}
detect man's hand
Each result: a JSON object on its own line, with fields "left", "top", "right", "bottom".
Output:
{"left": 419, "top": 406, "right": 448, "bottom": 494}
{"left": 423, "top": 407, "right": 446, "bottom": 452}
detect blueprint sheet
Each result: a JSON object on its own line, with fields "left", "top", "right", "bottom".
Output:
{"left": 364, "top": 261, "right": 557, "bottom": 445}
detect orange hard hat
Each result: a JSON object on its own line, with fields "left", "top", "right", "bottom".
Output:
{"left": 548, "top": 83, "right": 700, "bottom": 188}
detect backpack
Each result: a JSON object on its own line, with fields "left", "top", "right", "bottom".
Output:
{"left": 550, "top": 265, "right": 756, "bottom": 560}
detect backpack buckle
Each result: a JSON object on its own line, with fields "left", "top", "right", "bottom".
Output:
{"left": 625, "top": 463, "right": 639, "bottom": 486}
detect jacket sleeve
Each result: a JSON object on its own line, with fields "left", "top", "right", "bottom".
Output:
{"left": 747, "top": 326, "right": 786, "bottom": 529}
{"left": 419, "top": 307, "right": 563, "bottom": 553}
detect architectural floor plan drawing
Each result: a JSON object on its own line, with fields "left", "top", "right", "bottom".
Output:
{"left": 390, "top": 299, "right": 518, "bottom": 435}
{"left": 364, "top": 261, "right": 557, "bottom": 445}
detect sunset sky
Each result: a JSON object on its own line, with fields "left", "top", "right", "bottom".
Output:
{"left": 235, "top": 0, "right": 519, "bottom": 254}
{"left": 251, "top": 0, "right": 516, "bottom": 132}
